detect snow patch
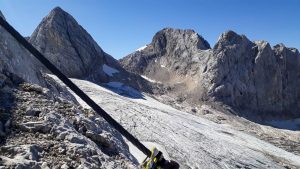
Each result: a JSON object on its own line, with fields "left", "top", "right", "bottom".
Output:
{"left": 136, "top": 45, "right": 147, "bottom": 52}
{"left": 141, "top": 75, "right": 161, "bottom": 84}
{"left": 161, "top": 65, "right": 166, "bottom": 68}
{"left": 103, "top": 64, "right": 119, "bottom": 76}
{"left": 106, "top": 82, "right": 143, "bottom": 98}
{"left": 107, "top": 82, "right": 123, "bottom": 88}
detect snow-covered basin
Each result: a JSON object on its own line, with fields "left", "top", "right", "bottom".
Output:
{"left": 49, "top": 75, "right": 300, "bottom": 168}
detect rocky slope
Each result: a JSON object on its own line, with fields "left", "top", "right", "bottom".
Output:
{"left": 29, "top": 7, "right": 152, "bottom": 93}
{"left": 0, "top": 72, "right": 137, "bottom": 169}
{"left": 1, "top": 6, "right": 300, "bottom": 169}
{"left": 120, "top": 28, "right": 300, "bottom": 120}
{"left": 0, "top": 10, "right": 138, "bottom": 168}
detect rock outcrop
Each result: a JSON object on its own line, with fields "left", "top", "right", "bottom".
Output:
{"left": 30, "top": 7, "right": 114, "bottom": 81}
{"left": 0, "top": 68, "right": 137, "bottom": 169}
{"left": 120, "top": 28, "right": 300, "bottom": 119}
{"left": 0, "top": 10, "right": 137, "bottom": 168}
{"left": 29, "top": 7, "right": 152, "bottom": 93}
{"left": 0, "top": 10, "right": 45, "bottom": 86}
{"left": 120, "top": 28, "right": 210, "bottom": 76}
{"left": 0, "top": 10, "right": 79, "bottom": 102}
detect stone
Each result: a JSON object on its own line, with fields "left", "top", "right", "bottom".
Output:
{"left": 0, "top": 72, "right": 137, "bottom": 168}
{"left": 25, "top": 107, "right": 41, "bottom": 117}
{"left": 85, "top": 130, "right": 112, "bottom": 148}
{"left": 18, "top": 121, "right": 52, "bottom": 133}
{"left": 41, "top": 162, "right": 50, "bottom": 169}
{"left": 60, "top": 163, "right": 69, "bottom": 169}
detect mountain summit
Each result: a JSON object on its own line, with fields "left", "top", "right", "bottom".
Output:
{"left": 30, "top": 7, "right": 116, "bottom": 80}
{"left": 30, "top": 7, "right": 152, "bottom": 92}
{"left": 120, "top": 28, "right": 211, "bottom": 75}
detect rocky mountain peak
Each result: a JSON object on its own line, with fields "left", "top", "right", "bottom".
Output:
{"left": 46, "top": 6, "right": 77, "bottom": 27}
{"left": 214, "top": 30, "right": 252, "bottom": 50}
{"left": 29, "top": 7, "right": 152, "bottom": 93}
{"left": 121, "top": 28, "right": 300, "bottom": 119}
{"left": 120, "top": 28, "right": 211, "bottom": 75}
{"left": 0, "top": 10, "right": 5, "bottom": 20}
{"left": 51, "top": 6, "right": 65, "bottom": 14}
{"left": 152, "top": 28, "right": 211, "bottom": 52}
{"left": 29, "top": 7, "right": 109, "bottom": 79}
{"left": 273, "top": 43, "right": 300, "bottom": 60}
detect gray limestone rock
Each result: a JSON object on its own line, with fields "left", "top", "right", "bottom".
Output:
{"left": 0, "top": 12, "right": 45, "bottom": 86}
{"left": 120, "top": 28, "right": 210, "bottom": 76}
{"left": 120, "top": 28, "right": 300, "bottom": 119}
{"left": 29, "top": 7, "right": 110, "bottom": 80}
{"left": 0, "top": 10, "right": 75, "bottom": 102}
{"left": 29, "top": 7, "right": 153, "bottom": 93}
{"left": 0, "top": 71, "right": 137, "bottom": 168}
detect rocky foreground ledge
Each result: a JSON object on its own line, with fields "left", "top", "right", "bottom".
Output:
{"left": 0, "top": 71, "right": 137, "bottom": 169}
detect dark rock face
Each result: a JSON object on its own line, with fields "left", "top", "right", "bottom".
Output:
{"left": 0, "top": 10, "right": 45, "bottom": 86}
{"left": 0, "top": 10, "right": 5, "bottom": 20}
{"left": 0, "top": 10, "right": 79, "bottom": 101}
{"left": 30, "top": 7, "right": 152, "bottom": 93}
{"left": 210, "top": 32, "right": 284, "bottom": 115}
{"left": 273, "top": 44, "right": 300, "bottom": 116}
{"left": 120, "top": 29, "right": 300, "bottom": 118}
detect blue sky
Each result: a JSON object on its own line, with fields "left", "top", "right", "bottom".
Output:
{"left": 1, "top": 0, "right": 299, "bottom": 59}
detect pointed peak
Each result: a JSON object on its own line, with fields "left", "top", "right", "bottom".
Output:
{"left": 214, "top": 30, "right": 251, "bottom": 49}
{"left": 38, "top": 6, "right": 80, "bottom": 32}
{"left": 158, "top": 27, "right": 197, "bottom": 36}
{"left": 46, "top": 6, "right": 74, "bottom": 22}
{"left": 254, "top": 40, "right": 270, "bottom": 48}
{"left": 51, "top": 6, "right": 67, "bottom": 15}
{"left": 0, "top": 10, "right": 6, "bottom": 20}
{"left": 274, "top": 43, "right": 286, "bottom": 49}
{"left": 218, "top": 30, "right": 241, "bottom": 42}
{"left": 273, "top": 43, "right": 299, "bottom": 54}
